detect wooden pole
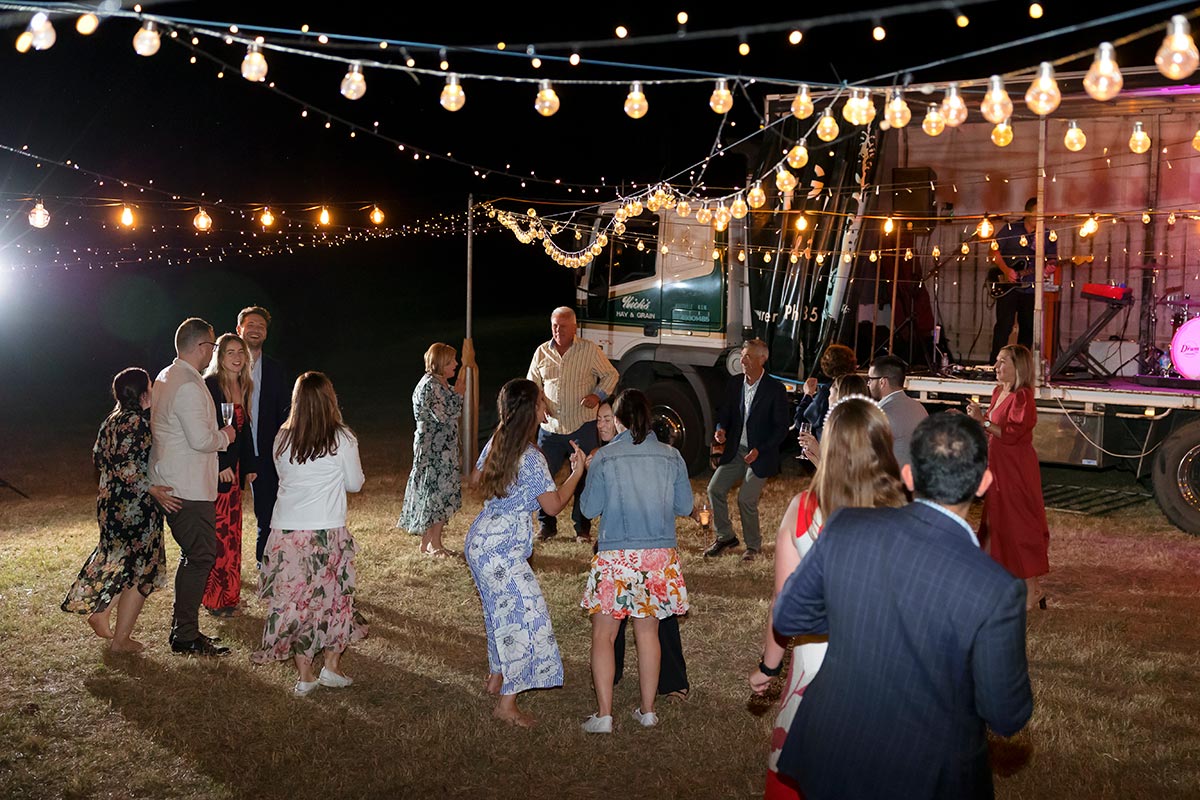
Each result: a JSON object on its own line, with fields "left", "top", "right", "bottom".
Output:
{"left": 461, "top": 194, "right": 479, "bottom": 477}
{"left": 1033, "top": 116, "right": 1046, "bottom": 385}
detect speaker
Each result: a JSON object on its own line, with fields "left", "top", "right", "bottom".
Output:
{"left": 892, "top": 167, "right": 937, "bottom": 232}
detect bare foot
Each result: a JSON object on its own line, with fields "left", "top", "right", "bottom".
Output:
{"left": 87, "top": 613, "right": 113, "bottom": 639}
{"left": 485, "top": 673, "right": 503, "bottom": 696}
{"left": 493, "top": 705, "right": 537, "bottom": 728}
{"left": 110, "top": 638, "right": 145, "bottom": 653}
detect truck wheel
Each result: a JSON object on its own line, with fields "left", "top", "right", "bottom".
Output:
{"left": 1151, "top": 418, "right": 1200, "bottom": 536}
{"left": 646, "top": 380, "right": 707, "bottom": 477}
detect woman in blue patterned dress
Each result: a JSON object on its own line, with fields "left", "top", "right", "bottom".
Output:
{"left": 397, "top": 343, "right": 467, "bottom": 557}
{"left": 466, "top": 378, "right": 585, "bottom": 727}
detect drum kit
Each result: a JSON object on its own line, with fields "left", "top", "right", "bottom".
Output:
{"left": 1140, "top": 263, "right": 1200, "bottom": 379}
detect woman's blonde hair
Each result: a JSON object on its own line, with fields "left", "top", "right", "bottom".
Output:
{"left": 204, "top": 332, "right": 254, "bottom": 414}
{"left": 275, "top": 372, "right": 351, "bottom": 464}
{"left": 424, "top": 343, "right": 457, "bottom": 375}
{"left": 1000, "top": 344, "right": 1035, "bottom": 391}
{"left": 812, "top": 397, "right": 905, "bottom": 518}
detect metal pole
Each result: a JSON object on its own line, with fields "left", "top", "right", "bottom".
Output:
{"left": 1033, "top": 116, "right": 1046, "bottom": 385}
{"left": 461, "top": 194, "right": 479, "bottom": 478}
{"left": 888, "top": 237, "right": 900, "bottom": 354}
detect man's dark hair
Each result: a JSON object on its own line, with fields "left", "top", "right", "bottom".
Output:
{"left": 1024, "top": 196, "right": 1038, "bottom": 213}
{"left": 910, "top": 412, "right": 988, "bottom": 505}
{"left": 871, "top": 355, "right": 907, "bottom": 388}
{"left": 238, "top": 305, "right": 272, "bottom": 327}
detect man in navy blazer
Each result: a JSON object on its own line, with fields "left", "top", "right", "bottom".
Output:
{"left": 772, "top": 412, "right": 1032, "bottom": 799}
{"left": 705, "top": 338, "right": 790, "bottom": 562}
{"left": 237, "top": 306, "right": 290, "bottom": 565}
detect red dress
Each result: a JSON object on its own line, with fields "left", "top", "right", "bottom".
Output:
{"left": 203, "top": 403, "right": 247, "bottom": 611}
{"left": 979, "top": 386, "right": 1050, "bottom": 579}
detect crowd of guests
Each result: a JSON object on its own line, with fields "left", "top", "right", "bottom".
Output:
{"left": 62, "top": 301, "right": 1052, "bottom": 797}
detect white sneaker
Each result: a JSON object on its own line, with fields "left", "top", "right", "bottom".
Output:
{"left": 318, "top": 667, "right": 353, "bottom": 688}
{"left": 293, "top": 679, "right": 319, "bottom": 697}
{"left": 632, "top": 708, "right": 659, "bottom": 728}
{"left": 581, "top": 713, "right": 613, "bottom": 733}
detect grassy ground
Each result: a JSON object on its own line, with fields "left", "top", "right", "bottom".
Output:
{"left": 1, "top": 425, "right": 1199, "bottom": 800}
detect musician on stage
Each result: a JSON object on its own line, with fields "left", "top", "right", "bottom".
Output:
{"left": 990, "top": 197, "right": 1058, "bottom": 362}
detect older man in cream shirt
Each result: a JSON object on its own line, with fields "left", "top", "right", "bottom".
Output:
{"left": 151, "top": 317, "right": 235, "bottom": 657}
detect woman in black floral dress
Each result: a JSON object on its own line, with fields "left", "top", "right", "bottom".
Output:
{"left": 62, "top": 368, "right": 180, "bottom": 652}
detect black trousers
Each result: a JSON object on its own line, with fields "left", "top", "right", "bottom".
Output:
{"left": 251, "top": 470, "right": 278, "bottom": 564}
{"left": 613, "top": 614, "right": 690, "bottom": 695}
{"left": 165, "top": 499, "right": 217, "bottom": 643}
{"left": 536, "top": 421, "right": 598, "bottom": 535}
{"left": 991, "top": 290, "right": 1034, "bottom": 362}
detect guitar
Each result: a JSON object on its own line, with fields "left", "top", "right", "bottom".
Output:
{"left": 985, "top": 255, "right": 1088, "bottom": 298}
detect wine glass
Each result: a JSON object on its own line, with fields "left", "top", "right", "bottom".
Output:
{"left": 797, "top": 422, "right": 812, "bottom": 460}
{"left": 697, "top": 498, "right": 712, "bottom": 530}
{"left": 220, "top": 402, "right": 234, "bottom": 427}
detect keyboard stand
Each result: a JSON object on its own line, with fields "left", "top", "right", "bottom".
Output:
{"left": 1049, "top": 299, "right": 1130, "bottom": 379}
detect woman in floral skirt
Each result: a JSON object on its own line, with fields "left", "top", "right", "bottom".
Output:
{"left": 63, "top": 367, "right": 180, "bottom": 652}
{"left": 397, "top": 342, "right": 467, "bottom": 557}
{"left": 202, "top": 333, "right": 256, "bottom": 616}
{"left": 466, "top": 378, "right": 585, "bottom": 728}
{"left": 578, "top": 388, "right": 693, "bottom": 733}
{"left": 252, "top": 372, "right": 367, "bottom": 697}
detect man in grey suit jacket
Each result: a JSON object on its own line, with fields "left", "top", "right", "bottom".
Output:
{"left": 773, "top": 413, "right": 1032, "bottom": 799}
{"left": 868, "top": 355, "right": 928, "bottom": 469}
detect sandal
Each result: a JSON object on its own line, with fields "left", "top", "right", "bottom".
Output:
{"left": 425, "top": 547, "right": 457, "bottom": 559}
{"left": 665, "top": 688, "right": 690, "bottom": 702}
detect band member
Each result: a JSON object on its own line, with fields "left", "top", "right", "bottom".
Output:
{"left": 989, "top": 197, "right": 1057, "bottom": 362}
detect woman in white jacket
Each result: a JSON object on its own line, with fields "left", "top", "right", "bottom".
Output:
{"left": 251, "top": 371, "right": 367, "bottom": 697}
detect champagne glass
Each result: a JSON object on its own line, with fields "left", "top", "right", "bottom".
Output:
{"left": 221, "top": 402, "right": 234, "bottom": 427}
{"left": 697, "top": 498, "right": 712, "bottom": 530}
{"left": 797, "top": 422, "right": 812, "bottom": 460}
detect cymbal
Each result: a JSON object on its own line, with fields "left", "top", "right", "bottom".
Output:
{"left": 1163, "top": 298, "right": 1200, "bottom": 308}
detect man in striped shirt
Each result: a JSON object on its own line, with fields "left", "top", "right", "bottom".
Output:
{"left": 527, "top": 307, "right": 620, "bottom": 542}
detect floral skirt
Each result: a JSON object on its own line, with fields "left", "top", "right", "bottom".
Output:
{"left": 62, "top": 507, "right": 166, "bottom": 615}
{"left": 251, "top": 527, "right": 368, "bottom": 664}
{"left": 581, "top": 547, "right": 688, "bottom": 620}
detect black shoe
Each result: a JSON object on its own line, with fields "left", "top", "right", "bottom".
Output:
{"left": 536, "top": 525, "right": 557, "bottom": 541}
{"left": 704, "top": 537, "right": 740, "bottom": 558}
{"left": 171, "top": 636, "right": 231, "bottom": 657}
{"left": 172, "top": 630, "right": 222, "bottom": 646}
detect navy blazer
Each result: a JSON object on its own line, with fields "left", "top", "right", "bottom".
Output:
{"left": 253, "top": 354, "right": 290, "bottom": 477}
{"left": 715, "top": 372, "right": 790, "bottom": 478}
{"left": 773, "top": 502, "right": 1033, "bottom": 800}
{"left": 204, "top": 376, "right": 255, "bottom": 491}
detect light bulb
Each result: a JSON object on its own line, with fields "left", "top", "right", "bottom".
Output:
{"left": 842, "top": 91, "right": 862, "bottom": 124}
{"left": 624, "top": 81, "right": 648, "bottom": 119}
{"left": 885, "top": 88, "right": 911, "bottom": 128}
{"left": 15, "top": 31, "right": 33, "bottom": 53}
{"left": 789, "top": 30, "right": 803, "bottom": 45}
{"left": 1019, "top": 235, "right": 1028, "bottom": 248}
{"left": 980, "top": 75, "right": 1012, "bottom": 125}
{"left": 637, "top": 240, "right": 646, "bottom": 251}
{"left": 931, "top": 245, "right": 941, "bottom": 258}
{"left": 319, "top": 206, "right": 331, "bottom": 225}
{"left": 747, "top": 183, "right": 766, "bottom": 209}
{"left": 922, "top": 104, "right": 946, "bottom": 137}
{"left": 1084, "top": 43, "right": 1123, "bottom": 101}
{"left": 713, "top": 202, "right": 731, "bottom": 228}
{"left": 193, "top": 208, "right": 212, "bottom": 232}
{"left": 1143, "top": 211, "right": 1152, "bottom": 224}
{"left": 816, "top": 107, "right": 839, "bottom": 142}
{"left": 731, "top": 194, "right": 748, "bottom": 219}
{"left": 630, "top": 200, "right": 643, "bottom": 217}
{"left": 597, "top": 233, "right": 608, "bottom": 246}
{"left": 260, "top": 207, "right": 275, "bottom": 227}
{"left": 787, "top": 140, "right": 809, "bottom": 168}
{"left": 872, "top": 24, "right": 886, "bottom": 41}
{"left": 1156, "top": 15, "right": 1199, "bottom": 80}
{"left": 884, "top": 217, "right": 895, "bottom": 234}
{"left": 440, "top": 73, "right": 465, "bottom": 111}
{"left": 776, "top": 166, "right": 797, "bottom": 193}
{"left": 1029, "top": 3, "right": 1043, "bottom": 18}
{"left": 976, "top": 217, "right": 994, "bottom": 238}
{"left": 710, "top": 79, "right": 733, "bottom": 114}
{"left": 28, "top": 201, "right": 50, "bottom": 228}
{"left": 1064, "top": 120, "right": 1087, "bottom": 152}
{"left": 133, "top": 20, "right": 160, "bottom": 57}
{"left": 534, "top": 79, "right": 560, "bottom": 116}
{"left": 76, "top": 13, "right": 99, "bottom": 36}
{"left": 941, "top": 83, "right": 968, "bottom": 127}
{"left": 120, "top": 206, "right": 134, "bottom": 227}
{"left": 340, "top": 63, "right": 367, "bottom": 100}
{"left": 675, "top": 199, "right": 691, "bottom": 217}
{"left": 1048, "top": 229, "right": 1058, "bottom": 242}
{"left": 1024, "top": 62, "right": 1061, "bottom": 116}
{"left": 738, "top": 41, "right": 750, "bottom": 57}
{"left": 991, "top": 119, "right": 1014, "bottom": 147}
{"left": 695, "top": 204, "right": 712, "bottom": 225}
{"left": 869, "top": 251, "right": 878, "bottom": 262}
{"left": 30, "top": 13, "right": 56, "bottom": 51}
{"left": 961, "top": 242, "right": 970, "bottom": 255}
{"left": 791, "top": 84, "right": 813, "bottom": 119}
{"left": 905, "top": 248, "right": 914, "bottom": 260}
{"left": 956, "top": 13, "right": 969, "bottom": 27}
{"left": 795, "top": 215, "right": 808, "bottom": 231}
{"left": 241, "top": 43, "right": 267, "bottom": 82}
{"left": 1169, "top": 211, "right": 1178, "bottom": 225}
{"left": 370, "top": 206, "right": 385, "bottom": 225}
{"left": 645, "top": 195, "right": 660, "bottom": 212}
{"left": 1129, "top": 121, "right": 1151, "bottom": 154}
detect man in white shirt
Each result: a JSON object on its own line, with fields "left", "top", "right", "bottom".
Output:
{"left": 868, "top": 355, "right": 929, "bottom": 470}
{"left": 150, "top": 317, "right": 235, "bottom": 657}
{"left": 527, "top": 306, "right": 619, "bottom": 542}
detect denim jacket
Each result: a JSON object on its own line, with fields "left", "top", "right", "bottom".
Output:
{"left": 579, "top": 429, "right": 694, "bottom": 551}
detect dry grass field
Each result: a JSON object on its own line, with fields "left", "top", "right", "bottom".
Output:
{"left": 1, "top": 417, "right": 1199, "bottom": 800}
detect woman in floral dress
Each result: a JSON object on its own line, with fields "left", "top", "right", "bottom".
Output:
{"left": 252, "top": 372, "right": 367, "bottom": 697}
{"left": 466, "top": 378, "right": 585, "bottom": 727}
{"left": 202, "top": 333, "right": 256, "bottom": 616}
{"left": 578, "top": 389, "right": 693, "bottom": 733}
{"left": 397, "top": 342, "right": 467, "bottom": 557}
{"left": 62, "top": 367, "right": 180, "bottom": 653}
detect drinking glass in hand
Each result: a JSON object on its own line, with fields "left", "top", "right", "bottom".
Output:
{"left": 797, "top": 423, "right": 812, "bottom": 460}
{"left": 697, "top": 499, "right": 712, "bottom": 529}
{"left": 221, "top": 402, "right": 234, "bottom": 427}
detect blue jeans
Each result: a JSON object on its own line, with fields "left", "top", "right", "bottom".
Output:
{"left": 536, "top": 421, "right": 598, "bottom": 535}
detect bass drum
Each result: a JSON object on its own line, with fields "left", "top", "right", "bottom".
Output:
{"left": 1170, "top": 317, "right": 1200, "bottom": 379}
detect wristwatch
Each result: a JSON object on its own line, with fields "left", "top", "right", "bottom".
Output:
{"left": 983, "top": 420, "right": 992, "bottom": 430}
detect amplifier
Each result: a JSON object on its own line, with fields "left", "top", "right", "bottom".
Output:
{"left": 1087, "top": 339, "right": 1139, "bottom": 377}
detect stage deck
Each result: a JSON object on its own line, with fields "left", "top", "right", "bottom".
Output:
{"left": 905, "top": 372, "right": 1200, "bottom": 411}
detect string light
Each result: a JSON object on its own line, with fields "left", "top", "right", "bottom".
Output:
{"left": 816, "top": 107, "right": 839, "bottom": 142}
{"left": 1048, "top": 229, "right": 1058, "bottom": 242}
{"left": 14, "top": 30, "right": 33, "bottom": 53}
{"left": 991, "top": 118, "right": 1014, "bottom": 147}
{"left": 133, "top": 20, "right": 160, "bottom": 57}
{"left": 1156, "top": 15, "right": 1199, "bottom": 80}
{"left": 260, "top": 207, "right": 275, "bottom": 227}
{"left": 615, "top": 25, "right": 628, "bottom": 39}
{"left": 791, "top": 85, "right": 813, "bottom": 119}
{"left": 731, "top": 193, "right": 748, "bottom": 219}
{"left": 787, "top": 140, "right": 809, "bottom": 169}
{"left": 318, "top": 206, "right": 331, "bottom": 225}
{"left": 440, "top": 73, "right": 465, "bottom": 111}
{"left": 119, "top": 206, "right": 135, "bottom": 227}
{"left": 193, "top": 208, "right": 212, "bottom": 231}
{"left": 976, "top": 216, "right": 994, "bottom": 238}
{"left": 1193, "top": 127, "right": 1200, "bottom": 152}
{"left": 932, "top": 245, "right": 941, "bottom": 259}
{"left": 76, "top": 13, "right": 99, "bottom": 36}
{"left": 710, "top": 79, "right": 733, "bottom": 114}
{"left": 1064, "top": 120, "right": 1087, "bottom": 152}
{"left": 1024, "top": 62, "right": 1061, "bottom": 116}
{"left": 980, "top": 75, "right": 1013, "bottom": 125}
{"left": 1168, "top": 211, "right": 1177, "bottom": 225}
{"left": 872, "top": 22, "right": 886, "bottom": 41}
{"left": 1129, "top": 121, "right": 1151, "bottom": 154}
{"left": 241, "top": 43, "right": 267, "bottom": 82}
{"left": 677, "top": 12, "right": 688, "bottom": 25}
{"left": 675, "top": 199, "right": 691, "bottom": 217}
{"left": 1029, "top": 3, "right": 1043, "bottom": 19}
{"left": 738, "top": 41, "right": 750, "bottom": 57}
{"left": 30, "top": 12, "right": 56, "bottom": 51}
{"left": 1143, "top": 211, "right": 1153, "bottom": 224}
{"left": 695, "top": 204, "right": 712, "bottom": 224}
{"left": 535, "top": 79, "right": 560, "bottom": 116}
{"left": 789, "top": 30, "right": 803, "bottom": 45}
{"left": 1080, "top": 215, "right": 1099, "bottom": 237}
{"left": 883, "top": 217, "right": 894, "bottom": 234}
{"left": 921, "top": 104, "right": 946, "bottom": 137}
{"left": 1084, "top": 42, "right": 1123, "bottom": 101}
{"left": 340, "top": 62, "right": 367, "bottom": 99}
{"left": 961, "top": 242, "right": 970, "bottom": 255}
{"left": 885, "top": 88, "right": 911, "bottom": 128}
{"left": 776, "top": 166, "right": 797, "bottom": 193}
{"left": 624, "top": 81, "right": 648, "bottom": 119}
{"left": 747, "top": 182, "right": 766, "bottom": 209}
{"left": 941, "top": 83, "right": 968, "bottom": 127}
{"left": 795, "top": 215, "right": 808, "bottom": 231}
{"left": 28, "top": 201, "right": 50, "bottom": 229}
{"left": 713, "top": 201, "right": 731, "bottom": 231}
{"left": 955, "top": 12, "right": 969, "bottom": 27}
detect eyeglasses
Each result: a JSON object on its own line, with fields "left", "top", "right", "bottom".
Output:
{"left": 866, "top": 375, "right": 882, "bottom": 382}
{"left": 200, "top": 341, "right": 217, "bottom": 349}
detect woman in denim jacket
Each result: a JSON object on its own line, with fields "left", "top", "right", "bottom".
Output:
{"left": 578, "top": 389, "right": 694, "bottom": 733}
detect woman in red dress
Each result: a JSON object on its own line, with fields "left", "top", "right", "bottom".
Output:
{"left": 203, "top": 333, "right": 257, "bottom": 616}
{"left": 968, "top": 344, "right": 1049, "bottom": 610}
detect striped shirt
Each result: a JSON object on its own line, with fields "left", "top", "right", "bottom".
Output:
{"left": 527, "top": 336, "right": 619, "bottom": 435}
